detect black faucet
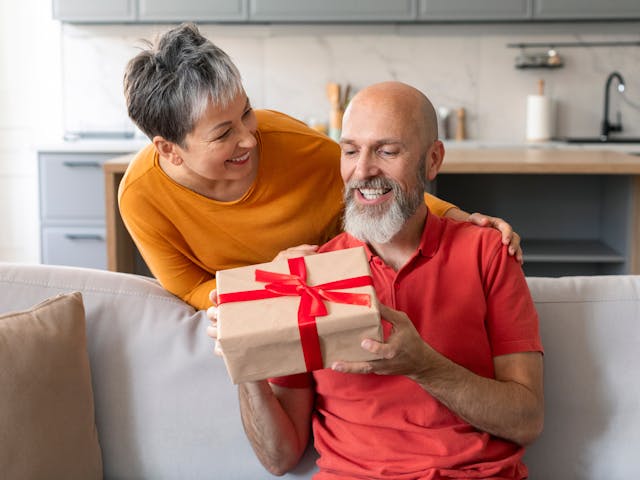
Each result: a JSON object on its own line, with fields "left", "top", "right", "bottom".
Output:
{"left": 601, "top": 71, "right": 626, "bottom": 139}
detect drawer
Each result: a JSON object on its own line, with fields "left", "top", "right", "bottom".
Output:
{"left": 41, "top": 226, "right": 107, "bottom": 269}
{"left": 39, "top": 152, "right": 116, "bottom": 221}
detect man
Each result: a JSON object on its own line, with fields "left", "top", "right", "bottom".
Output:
{"left": 211, "top": 81, "right": 543, "bottom": 479}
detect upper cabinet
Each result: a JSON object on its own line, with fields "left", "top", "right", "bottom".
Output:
{"left": 52, "top": 0, "right": 135, "bottom": 22}
{"left": 52, "top": 0, "right": 640, "bottom": 23}
{"left": 534, "top": 0, "right": 640, "bottom": 19}
{"left": 419, "top": 0, "right": 532, "bottom": 21}
{"left": 139, "top": 0, "right": 248, "bottom": 22}
{"left": 249, "top": 0, "right": 416, "bottom": 22}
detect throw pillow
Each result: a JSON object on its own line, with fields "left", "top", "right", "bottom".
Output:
{"left": 0, "top": 291, "right": 102, "bottom": 479}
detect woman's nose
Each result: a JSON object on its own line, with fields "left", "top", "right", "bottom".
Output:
{"left": 238, "top": 124, "right": 257, "bottom": 149}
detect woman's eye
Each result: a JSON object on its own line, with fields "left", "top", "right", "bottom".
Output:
{"left": 214, "top": 129, "right": 231, "bottom": 141}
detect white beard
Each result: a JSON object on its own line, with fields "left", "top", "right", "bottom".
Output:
{"left": 343, "top": 176, "right": 424, "bottom": 244}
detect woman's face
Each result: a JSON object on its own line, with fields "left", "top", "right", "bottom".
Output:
{"left": 173, "top": 90, "right": 259, "bottom": 197}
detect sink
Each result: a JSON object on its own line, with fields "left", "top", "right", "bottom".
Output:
{"left": 562, "top": 137, "right": 640, "bottom": 144}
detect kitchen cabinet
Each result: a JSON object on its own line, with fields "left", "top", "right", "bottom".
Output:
{"left": 249, "top": 0, "right": 416, "bottom": 22}
{"left": 534, "top": 0, "right": 640, "bottom": 20}
{"left": 52, "top": 0, "right": 135, "bottom": 22}
{"left": 433, "top": 148, "right": 640, "bottom": 277}
{"left": 38, "top": 151, "right": 132, "bottom": 269}
{"left": 53, "top": 0, "right": 640, "bottom": 22}
{"left": 419, "top": 0, "right": 532, "bottom": 21}
{"left": 138, "top": 0, "right": 248, "bottom": 22}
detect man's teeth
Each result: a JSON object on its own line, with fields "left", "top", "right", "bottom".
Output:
{"left": 228, "top": 152, "right": 249, "bottom": 163}
{"left": 359, "top": 188, "right": 389, "bottom": 200}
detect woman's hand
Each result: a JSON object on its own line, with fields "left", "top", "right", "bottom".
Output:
{"left": 467, "top": 213, "right": 523, "bottom": 264}
{"left": 206, "top": 289, "right": 223, "bottom": 356}
{"left": 272, "top": 244, "right": 319, "bottom": 262}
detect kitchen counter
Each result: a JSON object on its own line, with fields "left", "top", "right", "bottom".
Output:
{"left": 441, "top": 148, "right": 640, "bottom": 174}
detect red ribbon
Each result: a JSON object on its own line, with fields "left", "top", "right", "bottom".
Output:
{"left": 218, "top": 256, "right": 373, "bottom": 372}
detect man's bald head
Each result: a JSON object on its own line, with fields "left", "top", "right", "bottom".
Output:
{"left": 344, "top": 81, "right": 438, "bottom": 147}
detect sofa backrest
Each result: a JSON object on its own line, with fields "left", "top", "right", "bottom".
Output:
{"left": 524, "top": 275, "right": 640, "bottom": 480}
{"left": 1, "top": 263, "right": 639, "bottom": 479}
{"left": 0, "top": 262, "right": 316, "bottom": 479}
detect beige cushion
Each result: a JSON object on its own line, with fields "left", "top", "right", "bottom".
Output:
{"left": 0, "top": 291, "right": 102, "bottom": 479}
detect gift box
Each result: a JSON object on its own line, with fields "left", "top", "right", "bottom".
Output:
{"left": 217, "top": 246, "right": 382, "bottom": 384}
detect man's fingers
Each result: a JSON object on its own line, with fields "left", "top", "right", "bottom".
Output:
{"left": 331, "top": 361, "right": 374, "bottom": 374}
{"left": 378, "top": 303, "right": 407, "bottom": 326}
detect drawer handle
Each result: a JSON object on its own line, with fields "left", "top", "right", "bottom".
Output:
{"left": 65, "top": 234, "right": 104, "bottom": 241}
{"left": 62, "top": 161, "right": 102, "bottom": 168}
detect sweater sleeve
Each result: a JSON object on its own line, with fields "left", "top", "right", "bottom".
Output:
{"left": 424, "top": 192, "right": 456, "bottom": 217}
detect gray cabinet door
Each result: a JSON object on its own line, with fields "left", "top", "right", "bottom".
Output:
{"left": 52, "top": 0, "right": 135, "bottom": 22}
{"left": 419, "top": 0, "right": 532, "bottom": 20}
{"left": 139, "top": 0, "right": 249, "bottom": 21}
{"left": 249, "top": 0, "right": 417, "bottom": 22}
{"left": 42, "top": 227, "right": 107, "bottom": 269}
{"left": 535, "top": 0, "right": 640, "bottom": 19}
{"left": 39, "top": 153, "right": 111, "bottom": 222}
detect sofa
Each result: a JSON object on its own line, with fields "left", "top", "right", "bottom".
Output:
{"left": 0, "top": 261, "right": 638, "bottom": 479}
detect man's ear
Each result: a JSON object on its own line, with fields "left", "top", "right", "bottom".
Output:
{"left": 425, "top": 140, "right": 445, "bottom": 181}
{"left": 153, "top": 136, "right": 183, "bottom": 166}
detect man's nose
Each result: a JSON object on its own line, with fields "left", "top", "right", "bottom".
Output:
{"left": 353, "top": 151, "right": 380, "bottom": 179}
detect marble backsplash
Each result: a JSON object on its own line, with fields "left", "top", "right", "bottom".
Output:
{"left": 63, "top": 21, "right": 640, "bottom": 142}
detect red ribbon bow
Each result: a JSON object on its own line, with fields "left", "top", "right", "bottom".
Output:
{"left": 218, "top": 256, "right": 373, "bottom": 372}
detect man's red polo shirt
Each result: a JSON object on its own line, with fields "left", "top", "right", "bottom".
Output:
{"left": 272, "top": 213, "right": 543, "bottom": 479}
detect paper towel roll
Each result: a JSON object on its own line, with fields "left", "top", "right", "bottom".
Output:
{"left": 526, "top": 95, "right": 552, "bottom": 142}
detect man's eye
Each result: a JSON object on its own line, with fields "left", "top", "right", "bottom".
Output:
{"left": 378, "top": 150, "right": 396, "bottom": 156}
{"left": 242, "top": 107, "right": 253, "bottom": 117}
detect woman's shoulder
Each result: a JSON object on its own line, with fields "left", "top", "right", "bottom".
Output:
{"left": 256, "top": 109, "right": 330, "bottom": 140}
{"left": 119, "top": 144, "right": 161, "bottom": 200}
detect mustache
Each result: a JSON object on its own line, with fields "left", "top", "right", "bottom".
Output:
{"left": 345, "top": 176, "right": 397, "bottom": 191}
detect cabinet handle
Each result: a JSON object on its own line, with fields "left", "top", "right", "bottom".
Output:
{"left": 65, "top": 234, "right": 104, "bottom": 241}
{"left": 62, "top": 161, "right": 102, "bottom": 168}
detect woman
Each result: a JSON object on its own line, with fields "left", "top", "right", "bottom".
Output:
{"left": 120, "top": 23, "right": 520, "bottom": 311}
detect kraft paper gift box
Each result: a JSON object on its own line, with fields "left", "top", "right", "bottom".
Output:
{"left": 217, "top": 246, "right": 382, "bottom": 384}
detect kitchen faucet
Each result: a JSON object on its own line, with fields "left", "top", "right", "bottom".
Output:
{"left": 601, "top": 71, "right": 626, "bottom": 139}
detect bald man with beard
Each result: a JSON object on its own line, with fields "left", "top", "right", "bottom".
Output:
{"left": 213, "top": 82, "right": 544, "bottom": 480}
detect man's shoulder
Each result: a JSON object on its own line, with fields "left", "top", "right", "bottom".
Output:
{"left": 436, "top": 216, "right": 506, "bottom": 265}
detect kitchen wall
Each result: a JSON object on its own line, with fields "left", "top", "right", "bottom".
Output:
{"left": 0, "top": 0, "right": 61, "bottom": 263}
{"left": 63, "top": 21, "right": 640, "bottom": 140}
{"left": 1, "top": 11, "right": 640, "bottom": 264}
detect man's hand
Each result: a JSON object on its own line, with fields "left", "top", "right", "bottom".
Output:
{"left": 467, "top": 212, "right": 523, "bottom": 264}
{"left": 331, "top": 304, "right": 431, "bottom": 381}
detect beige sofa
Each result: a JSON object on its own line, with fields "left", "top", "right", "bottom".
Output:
{"left": 0, "top": 262, "right": 638, "bottom": 479}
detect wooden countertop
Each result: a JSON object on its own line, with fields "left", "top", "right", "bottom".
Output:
{"left": 441, "top": 148, "right": 640, "bottom": 174}
{"left": 104, "top": 148, "right": 640, "bottom": 175}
